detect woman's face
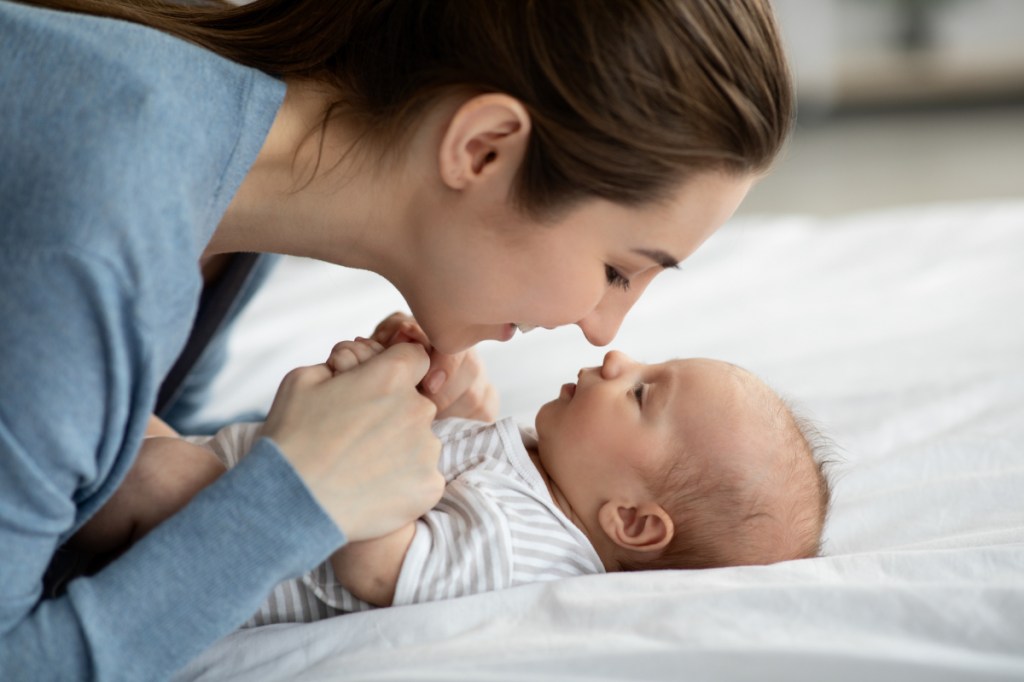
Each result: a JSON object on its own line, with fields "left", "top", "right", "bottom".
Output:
{"left": 400, "top": 170, "right": 754, "bottom": 354}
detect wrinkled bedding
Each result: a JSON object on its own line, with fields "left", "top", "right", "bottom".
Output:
{"left": 178, "top": 200, "right": 1024, "bottom": 681}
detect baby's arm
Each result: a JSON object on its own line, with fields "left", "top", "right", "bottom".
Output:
{"left": 70, "top": 437, "right": 226, "bottom": 555}
{"left": 329, "top": 522, "right": 416, "bottom": 606}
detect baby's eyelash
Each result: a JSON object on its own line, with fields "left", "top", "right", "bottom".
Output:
{"left": 632, "top": 382, "right": 644, "bottom": 406}
{"left": 605, "top": 265, "right": 631, "bottom": 291}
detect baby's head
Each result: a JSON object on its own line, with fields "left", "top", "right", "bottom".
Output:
{"left": 534, "top": 351, "right": 831, "bottom": 572}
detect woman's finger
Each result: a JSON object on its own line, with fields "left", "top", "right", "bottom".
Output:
{"left": 423, "top": 349, "right": 499, "bottom": 420}
{"left": 421, "top": 350, "right": 468, "bottom": 408}
{"left": 355, "top": 341, "right": 432, "bottom": 390}
{"left": 327, "top": 338, "right": 385, "bottom": 375}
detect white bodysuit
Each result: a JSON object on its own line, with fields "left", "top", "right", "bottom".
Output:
{"left": 202, "top": 418, "right": 604, "bottom": 625}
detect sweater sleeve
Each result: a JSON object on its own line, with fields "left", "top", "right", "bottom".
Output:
{"left": 0, "top": 250, "right": 345, "bottom": 681}
{"left": 4, "top": 442, "right": 344, "bottom": 681}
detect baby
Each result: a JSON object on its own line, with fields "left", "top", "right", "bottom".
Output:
{"left": 74, "top": 339, "right": 832, "bottom": 626}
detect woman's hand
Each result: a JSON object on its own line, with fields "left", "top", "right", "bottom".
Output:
{"left": 371, "top": 312, "right": 499, "bottom": 422}
{"left": 261, "top": 343, "right": 444, "bottom": 543}
{"left": 326, "top": 336, "right": 387, "bottom": 375}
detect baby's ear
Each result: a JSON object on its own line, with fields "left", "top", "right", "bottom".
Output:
{"left": 598, "top": 500, "right": 674, "bottom": 553}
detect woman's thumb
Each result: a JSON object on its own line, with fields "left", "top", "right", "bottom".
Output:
{"left": 366, "top": 342, "right": 432, "bottom": 386}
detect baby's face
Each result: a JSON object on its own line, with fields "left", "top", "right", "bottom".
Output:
{"left": 534, "top": 352, "right": 771, "bottom": 518}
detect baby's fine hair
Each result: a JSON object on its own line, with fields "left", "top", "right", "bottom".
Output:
{"left": 27, "top": 0, "right": 794, "bottom": 217}
{"left": 621, "top": 397, "right": 835, "bottom": 572}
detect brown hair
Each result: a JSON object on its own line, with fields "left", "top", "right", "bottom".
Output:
{"left": 20, "top": 0, "right": 793, "bottom": 217}
{"left": 621, "top": 396, "right": 833, "bottom": 572}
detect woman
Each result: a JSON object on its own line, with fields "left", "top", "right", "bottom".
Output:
{"left": 0, "top": 0, "right": 792, "bottom": 678}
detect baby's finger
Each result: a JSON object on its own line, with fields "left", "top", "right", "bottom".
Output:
{"left": 388, "top": 321, "right": 429, "bottom": 348}
{"left": 370, "top": 312, "right": 411, "bottom": 345}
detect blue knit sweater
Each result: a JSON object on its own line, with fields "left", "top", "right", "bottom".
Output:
{"left": 0, "top": 3, "right": 344, "bottom": 679}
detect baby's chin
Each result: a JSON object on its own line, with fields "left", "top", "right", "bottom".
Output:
{"left": 532, "top": 399, "right": 561, "bottom": 435}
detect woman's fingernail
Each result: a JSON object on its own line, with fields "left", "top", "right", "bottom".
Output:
{"left": 425, "top": 371, "right": 447, "bottom": 394}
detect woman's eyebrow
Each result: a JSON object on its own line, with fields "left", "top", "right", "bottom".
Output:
{"left": 632, "top": 248, "right": 680, "bottom": 269}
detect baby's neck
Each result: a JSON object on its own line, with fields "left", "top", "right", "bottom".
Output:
{"left": 525, "top": 446, "right": 585, "bottom": 535}
{"left": 525, "top": 443, "right": 620, "bottom": 573}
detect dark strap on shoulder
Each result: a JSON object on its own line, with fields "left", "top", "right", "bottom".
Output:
{"left": 155, "top": 253, "right": 260, "bottom": 413}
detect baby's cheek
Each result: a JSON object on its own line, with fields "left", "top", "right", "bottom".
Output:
{"left": 631, "top": 435, "right": 677, "bottom": 482}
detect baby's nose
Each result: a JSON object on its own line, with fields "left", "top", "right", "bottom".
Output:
{"left": 600, "top": 350, "right": 631, "bottom": 379}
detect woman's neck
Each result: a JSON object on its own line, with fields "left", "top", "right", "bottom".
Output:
{"left": 206, "top": 79, "right": 413, "bottom": 276}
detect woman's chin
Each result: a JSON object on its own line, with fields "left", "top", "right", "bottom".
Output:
{"left": 421, "top": 323, "right": 519, "bottom": 355}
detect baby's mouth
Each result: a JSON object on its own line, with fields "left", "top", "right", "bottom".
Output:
{"left": 560, "top": 382, "right": 577, "bottom": 400}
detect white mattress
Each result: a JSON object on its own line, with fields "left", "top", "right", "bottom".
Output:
{"left": 177, "top": 200, "right": 1024, "bottom": 681}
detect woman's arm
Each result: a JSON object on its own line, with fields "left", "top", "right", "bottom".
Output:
{"left": 89, "top": 412, "right": 424, "bottom": 608}
{"left": 2, "top": 297, "right": 437, "bottom": 682}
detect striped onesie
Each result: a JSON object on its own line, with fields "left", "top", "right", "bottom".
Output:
{"left": 200, "top": 417, "right": 605, "bottom": 626}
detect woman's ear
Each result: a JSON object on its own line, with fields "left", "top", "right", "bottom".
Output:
{"left": 598, "top": 500, "right": 674, "bottom": 553}
{"left": 437, "top": 93, "right": 531, "bottom": 192}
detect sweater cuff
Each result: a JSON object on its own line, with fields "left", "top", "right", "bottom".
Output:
{"left": 230, "top": 436, "right": 347, "bottom": 565}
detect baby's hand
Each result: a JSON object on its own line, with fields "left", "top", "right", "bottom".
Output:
{"left": 326, "top": 337, "right": 386, "bottom": 376}
{"left": 371, "top": 311, "right": 430, "bottom": 349}
{"left": 370, "top": 312, "right": 499, "bottom": 422}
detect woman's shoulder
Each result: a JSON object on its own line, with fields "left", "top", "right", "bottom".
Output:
{"left": 1, "top": 2, "right": 284, "bottom": 260}
{"left": 1, "top": 2, "right": 265, "bottom": 118}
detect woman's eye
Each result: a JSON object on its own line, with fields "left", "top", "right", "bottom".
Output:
{"left": 632, "top": 382, "right": 644, "bottom": 406}
{"left": 605, "top": 265, "right": 631, "bottom": 291}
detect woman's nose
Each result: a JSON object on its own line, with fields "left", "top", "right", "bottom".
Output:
{"left": 576, "top": 274, "right": 654, "bottom": 346}
{"left": 576, "top": 300, "right": 630, "bottom": 347}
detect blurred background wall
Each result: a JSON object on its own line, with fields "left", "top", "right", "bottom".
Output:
{"left": 737, "top": 0, "right": 1024, "bottom": 215}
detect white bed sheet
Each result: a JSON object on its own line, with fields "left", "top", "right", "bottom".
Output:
{"left": 178, "top": 200, "right": 1024, "bottom": 681}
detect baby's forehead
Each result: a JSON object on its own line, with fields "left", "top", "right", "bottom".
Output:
{"left": 662, "top": 357, "right": 764, "bottom": 394}
{"left": 664, "top": 356, "right": 744, "bottom": 373}
{"left": 660, "top": 358, "right": 787, "bottom": 455}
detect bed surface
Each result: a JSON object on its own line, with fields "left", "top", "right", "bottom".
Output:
{"left": 178, "top": 200, "right": 1024, "bottom": 681}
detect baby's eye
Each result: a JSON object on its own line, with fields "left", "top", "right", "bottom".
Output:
{"left": 632, "top": 382, "right": 645, "bottom": 407}
{"left": 605, "top": 265, "right": 631, "bottom": 291}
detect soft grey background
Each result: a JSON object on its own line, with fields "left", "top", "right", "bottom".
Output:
{"left": 740, "top": 0, "right": 1024, "bottom": 216}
